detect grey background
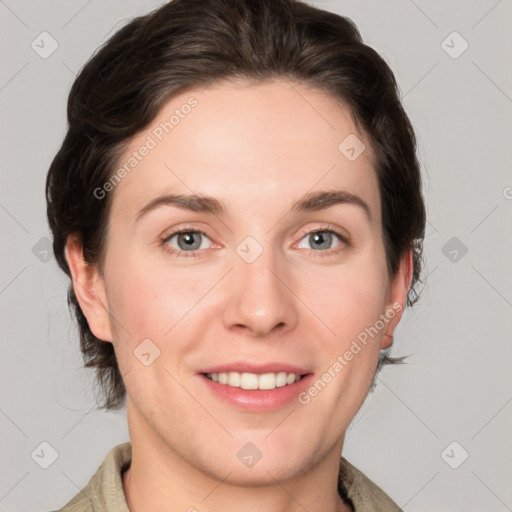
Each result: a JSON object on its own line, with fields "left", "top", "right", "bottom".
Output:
{"left": 1, "top": 0, "right": 511, "bottom": 511}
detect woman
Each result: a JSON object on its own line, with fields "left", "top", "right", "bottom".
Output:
{"left": 46, "top": 0, "right": 426, "bottom": 510}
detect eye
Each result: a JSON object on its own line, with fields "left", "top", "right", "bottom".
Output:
{"left": 295, "top": 227, "right": 347, "bottom": 255}
{"left": 161, "top": 229, "right": 212, "bottom": 258}
{"left": 160, "top": 225, "right": 348, "bottom": 259}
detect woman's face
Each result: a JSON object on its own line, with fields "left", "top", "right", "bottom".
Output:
{"left": 71, "top": 78, "right": 411, "bottom": 484}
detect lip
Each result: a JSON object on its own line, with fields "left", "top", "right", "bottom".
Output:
{"left": 197, "top": 362, "right": 314, "bottom": 412}
{"left": 197, "top": 362, "right": 310, "bottom": 375}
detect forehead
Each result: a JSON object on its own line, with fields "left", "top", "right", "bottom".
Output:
{"left": 108, "top": 78, "right": 381, "bottom": 227}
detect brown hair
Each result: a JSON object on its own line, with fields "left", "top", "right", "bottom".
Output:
{"left": 46, "top": 0, "right": 426, "bottom": 410}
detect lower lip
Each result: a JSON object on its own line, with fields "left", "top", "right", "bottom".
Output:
{"left": 199, "top": 373, "right": 314, "bottom": 412}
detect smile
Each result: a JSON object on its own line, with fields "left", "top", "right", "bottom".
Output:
{"left": 204, "top": 371, "right": 302, "bottom": 390}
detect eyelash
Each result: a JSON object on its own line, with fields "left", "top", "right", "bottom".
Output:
{"left": 159, "top": 224, "right": 348, "bottom": 259}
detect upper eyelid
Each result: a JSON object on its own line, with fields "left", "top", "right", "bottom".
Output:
{"left": 162, "top": 227, "right": 211, "bottom": 242}
{"left": 299, "top": 224, "right": 347, "bottom": 239}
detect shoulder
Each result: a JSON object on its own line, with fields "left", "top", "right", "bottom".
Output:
{"left": 51, "top": 491, "right": 95, "bottom": 512}
{"left": 338, "top": 456, "right": 403, "bottom": 512}
{"left": 52, "top": 442, "right": 132, "bottom": 512}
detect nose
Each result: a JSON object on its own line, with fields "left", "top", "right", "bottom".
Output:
{"left": 222, "top": 247, "right": 298, "bottom": 338}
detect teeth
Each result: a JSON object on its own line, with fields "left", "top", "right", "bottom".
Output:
{"left": 240, "top": 372, "right": 259, "bottom": 389}
{"left": 228, "top": 372, "right": 241, "bottom": 387}
{"left": 275, "top": 371, "right": 287, "bottom": 387}
{"left": 205, "top": 371, "right": 301, "bottom": 390}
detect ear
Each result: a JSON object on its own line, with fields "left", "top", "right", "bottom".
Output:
{"left": 380, "top": 248, "right": 414, "bottom": 349}
{"left": 64, "top": 233, "right": 113, "bottom": 343}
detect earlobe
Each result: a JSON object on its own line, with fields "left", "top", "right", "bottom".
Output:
{"left": 381, "top": 333, "right": 394, "bottom": 350}
{"left": 64, "top": 233, "right": 113, "bottom": 342}
{"left": 380, "top": 249, "right": 414, "bottom": 349}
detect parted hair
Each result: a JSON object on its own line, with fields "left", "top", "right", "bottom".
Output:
{"left": 46, "top": 0, "right": 426, "bottom": 410}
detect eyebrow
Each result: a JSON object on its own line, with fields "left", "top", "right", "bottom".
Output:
{"left": 135, "top": 189, "right": 372, "bottom": 223}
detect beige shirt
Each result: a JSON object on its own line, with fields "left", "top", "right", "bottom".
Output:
{"left": 54, "top": 442, "right": 402, "bottom": 512}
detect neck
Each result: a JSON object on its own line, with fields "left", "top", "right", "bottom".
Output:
{"left": 123, "top": 461, "right": 352, "bottom": 512}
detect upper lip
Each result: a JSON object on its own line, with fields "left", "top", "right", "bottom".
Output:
{"left": 198, "top": 362, "right": 311, "bottom": 375}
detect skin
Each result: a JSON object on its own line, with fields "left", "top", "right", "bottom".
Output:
{"left": 65, "top": 78, "right": 412, "bottom": 512}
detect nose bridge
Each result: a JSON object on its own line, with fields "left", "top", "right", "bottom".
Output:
{"left": 222, "top": 235, "right": 297, "bottom": 337}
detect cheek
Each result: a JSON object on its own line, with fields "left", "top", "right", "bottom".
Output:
{"left": 305, "top": 250, "right": 389, "bottom": 345}
{"left": 106, "top": 249, "right": 207, "bottom": 335}
{"left": 105, "top": 231, "right": 389, "bottom": 359}
{"left": 104, "top": 258, "right": 205, "bottom": 388}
